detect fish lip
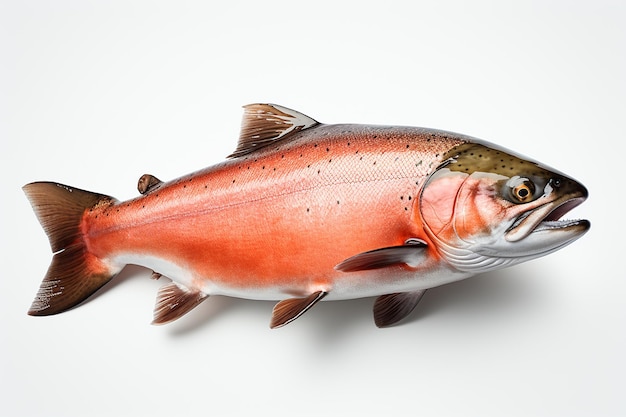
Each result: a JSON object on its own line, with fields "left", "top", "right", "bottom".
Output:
{"left": 505, "top": 194, "right": 589, "bottom": 242}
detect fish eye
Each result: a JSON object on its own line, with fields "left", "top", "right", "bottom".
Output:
{"left": 505, "top": 176, "right": 536, "bottom": 203}
{"left": 513, "top": 182, "right": 534, "bottom": 202}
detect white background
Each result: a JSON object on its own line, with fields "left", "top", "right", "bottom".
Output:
{"left": 1, "top": 1, "right": 624, "bottom": 416}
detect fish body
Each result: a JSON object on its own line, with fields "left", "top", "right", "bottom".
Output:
{"left": 24, "top": 104, "right": 590, "bottom": 328}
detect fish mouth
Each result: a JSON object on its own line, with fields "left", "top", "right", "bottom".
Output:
{"left": 505, "top": 194, "right": 590, "bottom": 243}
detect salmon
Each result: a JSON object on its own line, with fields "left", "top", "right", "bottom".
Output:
{"left": 23, "top": 104, "right": 590, "bottom": 328}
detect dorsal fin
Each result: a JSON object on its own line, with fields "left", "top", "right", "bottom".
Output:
{"left": 228, "top": 103, "right": 319, "bottom": 158}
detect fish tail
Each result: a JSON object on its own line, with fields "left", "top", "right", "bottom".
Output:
{"left": 23, "top": 182, "right": 122, "bottom": 316}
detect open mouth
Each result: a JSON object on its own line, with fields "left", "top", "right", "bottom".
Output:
{"left": 505, "top": 196, "right": 590, "bottom": 242}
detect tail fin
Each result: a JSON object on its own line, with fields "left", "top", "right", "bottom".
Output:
{"left": 23, "top": 182, "right": 122, "bottom": 316}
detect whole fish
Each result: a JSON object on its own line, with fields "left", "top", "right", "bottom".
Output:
{"left": 23, "top": 104, "right": 590, "bottom": 328}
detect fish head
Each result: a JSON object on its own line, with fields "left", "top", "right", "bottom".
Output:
{"left": 418, "top": 141, "right": 590, "bottom": 273}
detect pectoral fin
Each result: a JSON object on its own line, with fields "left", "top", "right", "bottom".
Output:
{"left": 270, "top": 291, "right": 327, "bottom": 329}
{"left": 152, "top": 282, "right": 208, "bottom": 325}
{"left": 335, "top": 240, "right": 428, "bottom": 272}
{"left": 373, "top": 290, "right": 427, "bottom": 328}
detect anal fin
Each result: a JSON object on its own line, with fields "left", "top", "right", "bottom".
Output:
{"left": 152, "top": 282, "right": 208, "bottom": 325}
{"left": 270, "top": 291, "right": 327, "bottom": 329}
{"left": 373, "top": 290, "right": 427, "bottom": 328}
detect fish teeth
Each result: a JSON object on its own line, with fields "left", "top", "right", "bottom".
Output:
{"left": 534, "top": 219, "right": 583, "bottom": 232}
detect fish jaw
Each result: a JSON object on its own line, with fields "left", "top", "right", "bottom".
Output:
{"left": 467, "top": 196, "right": 590, "bottom": 262}
{"left": 504, "top": 183, "right": 588, "bottom": 242}
{"left": 486, "top": 180, "right": 590, "bottom": 259}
